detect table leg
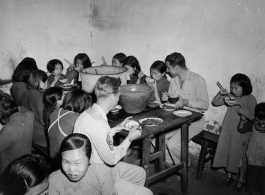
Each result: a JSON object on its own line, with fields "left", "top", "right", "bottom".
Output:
{"left": 181, "top": 123, "right": 189, "bottom": 194}
{"left": 154, "top": 133, "right": 165, "bottom": 173}
{"left": 141, "top": 136, "right": 151, "bottom": 187}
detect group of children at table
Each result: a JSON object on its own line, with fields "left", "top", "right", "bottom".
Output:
{"left": 0, "top": 51, "right": 265, "bottom": 195}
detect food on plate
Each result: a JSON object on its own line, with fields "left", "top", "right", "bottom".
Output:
{"left": 141, "top": 118, "right": 162, "bottom": 126}
{"left": 124, "top": 120, "right": 140, "bottom": 130}
{"left": 161, "top": 104, "right": 176, "bottom": 110}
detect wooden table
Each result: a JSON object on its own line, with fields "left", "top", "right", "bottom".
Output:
{"left": 108, "top": 106, "right": 203, "bottom": 194}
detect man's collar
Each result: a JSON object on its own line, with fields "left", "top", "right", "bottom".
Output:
{"left": 92, "top": 103, "right": 108, "bottom": 122}
{"left": 185, "top": 68, "right": 192, "bottom": 80}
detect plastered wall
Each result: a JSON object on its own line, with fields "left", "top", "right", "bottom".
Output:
{"left": 1, "top": 0, "right": 265, "bottom": 127}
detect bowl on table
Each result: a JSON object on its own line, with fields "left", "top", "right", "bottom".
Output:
{"left": 62, "top": 84, "right": 75, "bottom": 91}
{"left": 119, "top": 84, "right": 153, "bottom": 114}
{"left": 168, "top": 97, "right": 179, "bottom": 104}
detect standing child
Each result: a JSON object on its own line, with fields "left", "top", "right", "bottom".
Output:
{"left": 112, "top": 53, "right": 126, "bottom": 66}
{"left": 21, "top": 70, "right": 48, "bottom": 147}
{"left": 238, "top": 103, "right": 265, "bottom": 195}
{"left": 145, "top": 60, "right": 169, "bottom": 103}
{"left": 47, "top": 59, "right": 67, "bottom": 87}
{"left": 212, "top": 73, "right": 257, "bottom": 190}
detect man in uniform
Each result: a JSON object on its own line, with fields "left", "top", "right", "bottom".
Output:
{"left": 74, "top": 76, "right": 153, "bottom": 195}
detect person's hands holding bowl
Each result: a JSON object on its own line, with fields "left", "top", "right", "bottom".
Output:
{"left": 126, "top": 128, "right": 142, "bottom": 142}
{"left": 224, "top": 96, "right": 241, "bottom": 107}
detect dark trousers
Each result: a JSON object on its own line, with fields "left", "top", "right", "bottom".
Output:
{"left": 246, "top": 164, "right": 265, "bottom": 195}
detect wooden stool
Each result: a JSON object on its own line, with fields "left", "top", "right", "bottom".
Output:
{"left": 192, "top": 130, "right": 219, "bottom": 180}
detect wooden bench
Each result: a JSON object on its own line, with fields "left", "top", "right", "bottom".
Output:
{"left": 192, "top": 130, "right": 219, "bottom": 180}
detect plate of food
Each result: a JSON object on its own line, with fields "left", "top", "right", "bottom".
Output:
{"left": 139, "top": 117, "right": 163, "bottom": 127}
{"left": 124, "top": 120, "right": 140, "bottom": 131}
{"left": 173, "top": 110, "right": 192, "bottom": 117}
{"left": 111, "top": 105, "right": 122, "bottom": 113}
{"left": 160, "top": 103, "right": 178, "bottom": 111}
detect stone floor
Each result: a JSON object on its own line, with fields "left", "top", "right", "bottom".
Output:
{"left": 148, "top": 157, "right": 249, "bottom": 195}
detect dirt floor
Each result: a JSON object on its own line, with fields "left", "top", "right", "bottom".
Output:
{"left": 148, "top": 157, "right": 249, "bottom": 195}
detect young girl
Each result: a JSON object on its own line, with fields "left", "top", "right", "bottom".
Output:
{"left": 47, "top": 59, "right": 67, "bottom": 87}
{"left": 66, "top": 53, "right": 92, "bottom": 85}
{"left": 21, "top": 70, "right": 48, "bottom": 147}
{"left": 48, "top": 133, "right": 153, "bottom": 195}
{"left": 238, "top": 103, "right": 265, "bottom": 195}
{"left": 112, "top": 53, "right": 126, "bottom": 66}
{"left": 11, "top": 57, "right": 38, "bottom": 105}
{"left": 43, "top": 87, "right": 64, "bottom": 155}
{"left": 145, "top": 60, "right": 170, "bottom": 103}
{"left": 212, "top": 73, "right": 257, "bottom": 190}
{"left": 0, "top": 155, "right": 48, "bottom": 195}
{"left": 122, "top": 55, "right": 145, "bottom": 84}
{"left": 0, "top": 95, "right": 34, "bottom": 174}
{"left": 48, "top": 88, "right": 92, "bottom": 160}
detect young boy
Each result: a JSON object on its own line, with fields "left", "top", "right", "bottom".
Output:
{"left": 238, "top": 102, "right": 265, "bottom": 195}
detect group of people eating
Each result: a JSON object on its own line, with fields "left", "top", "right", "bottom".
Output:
{"left": 0, "top": 51, "right": 264, "bottom": 195}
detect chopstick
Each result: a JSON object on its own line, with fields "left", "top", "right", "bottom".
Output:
{"left": 102, "top": 56, "right": 107, "bottom": 65}
{"left": 216, "top": 81, "right": 223, "bottom": 90}
{"left": 216, "top": 81, "right": 233, "bottom": 100}
{"left": 64, "top": 59, "right": 73, "bottom": 66}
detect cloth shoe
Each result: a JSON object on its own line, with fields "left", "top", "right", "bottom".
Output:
{"left": 233, "top": 181, "right": 244, "bottom": 192}
{"left": 221, "top": 177, "right": 234, "bottom": 188}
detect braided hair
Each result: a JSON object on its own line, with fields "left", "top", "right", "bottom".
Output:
{"left": 43, "top": 87, "right": 63, "bottom": 155}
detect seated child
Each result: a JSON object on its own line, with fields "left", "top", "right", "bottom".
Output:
{"left": 11, "top": 57, "right": 38, "bottom": 105}
{"left": 145, "top": 60, "right": 169, "bottom": 103}
{"left": 66, "top": 53, "right": 92, "bottom": 85}
{"left": 0, "top": 94, "right": 34, "bottom": 174}
{"left": 0, "top": 155, "right": 48, "bottom": 195}
{"left": 43, "top": 87, "right": 64, "bottom": 155}
{"left": 122, "top": 56, "right": 145, "bottom": 84}
{"left": 48, "top": 88, "right": 92, "bottom": 160}
{"left": 112, "top": 53, "right": 126, "bottom": 66}
{"left": 47, "top": 59, "right": 67, "bottom": 87}
{"left": 21, "top": 70, "right": 48, "bottom": 147}
{"left": 238, "top": 102, "right": 265, "bottom": 195}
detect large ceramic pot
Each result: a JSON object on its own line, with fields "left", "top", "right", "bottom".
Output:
{"left": 81, "top": 66, "right": 128, "bottom": 93}
{"left": 119, "top": 84, "right": 153, "bottom": 114}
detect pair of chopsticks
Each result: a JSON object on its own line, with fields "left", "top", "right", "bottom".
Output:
{"left": 216, "top": 81, "right": 233, "bottom": 100}
{"left": 102, "top": 56, "right": 108, "bottom": 65}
